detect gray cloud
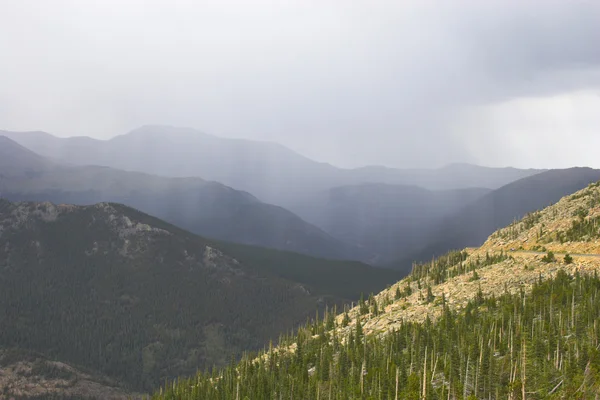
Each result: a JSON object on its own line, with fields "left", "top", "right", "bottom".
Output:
{"left": 1, "top": 0, "right": 599, "bottom": 168}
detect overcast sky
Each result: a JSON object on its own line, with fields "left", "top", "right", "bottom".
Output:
{"left": 1, "top": 0, "right": 599, "bottom": 169}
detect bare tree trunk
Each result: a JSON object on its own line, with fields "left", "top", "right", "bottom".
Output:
{"left": 422, "top": 346, "right": 427, "bottom": 400}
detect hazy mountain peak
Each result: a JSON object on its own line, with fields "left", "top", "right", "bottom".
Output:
{"left": 0, "top": 135, "right": 55, "bottom": 173}
{"left": 118, "top": 124, "right": 213, "bottom": 139}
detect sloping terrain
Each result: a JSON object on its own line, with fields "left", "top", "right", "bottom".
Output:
{"left": 0, "top": 348, "right": 139, "bottom": 400}
{"left": 398, "top": 167, "right": 600, "bottom": 270}
{"left": 352, "top": 180, "right": 600, "bottom": 335}
{"left": 0, "top": 136, "right": 361, "bottom": 260}
{"left": 0, "top": 199, "right": 398, "bottom": 392}
{"left": 0, "top": 136, "right": 55, "bottom": 177}
{"left": 293, "top": 183, "right": 490, "bottom": 264}
{"left": 152, "top": 180, "right": 600, "bottom": 399}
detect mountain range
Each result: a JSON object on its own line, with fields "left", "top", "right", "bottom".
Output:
{"left": 1, "top": 126, "right": 543, "bottom": 207}
{"left": 3, "top": 124, "right": 600, "bottom": 398}
{"left": 0, "top": 136, "right": 362, "bottom": 260}
{"left": 2, "top": 127, "right": 552, "bottom": 265}
{"left": 4, "top": 127, "right": 600, "bottom": 268}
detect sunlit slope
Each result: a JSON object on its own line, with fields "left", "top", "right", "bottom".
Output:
{"left": 152, "top": 181, "right": 600, "bottom": 399}
{"left": 344, "top": 181, "right": 600, "bottom": 336}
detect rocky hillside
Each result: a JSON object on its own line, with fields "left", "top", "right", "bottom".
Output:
{"left": 399, "top": 167, "right": 600, "bottom": 268}
{"left": 0, "top": 199, "right": 398, "bottom": 393}
{"left": 0, "top": 349, "right": 139, "bottom": 400}
{"left": 152, "top": 180, "right": 600, "bottom": 399}
{"left": 342, "top": 180, "right": 600, "bottom": 337}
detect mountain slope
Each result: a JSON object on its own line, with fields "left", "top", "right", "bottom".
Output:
{"left": 1, "top": 127, "right": 543, "bottom": 208}
{"left": 0, "top": 135, "right": 55, "bottom": 178}
{"left": 343, "top": 179, "right": 600, "bottom": 336}
{"left": 0, "top": 136, "right": 360, "bottom": 260}
{"left": 0, "top": 348, "right": 139, "bottom": 400}
{"left": 152, "top": 180, "right": 600, "bottom": 399}
{"left": 0, "top": 199, "right": 399, "bottom": 392}
{"left": 347, "top": 162, "right": 543, "bottom": 191}
{"left": 295, "top": 183, "right": 490, "bottom": 264}
{"left": 399, "top": 167, "right": 600, "bottom": 269}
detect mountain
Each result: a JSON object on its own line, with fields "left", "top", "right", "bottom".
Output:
{"left": 293, "top": 183, "right": 491, "bottom": 264}
{"left": 1, "top": 127, "right": 543, "bottom": 209}
{"left": 0, "top": 136, "right": 361, "bottom": 260}
{"left": 153, "top": 180, "right": 600, "bottom": 399}
{"left": 0, "top": 135, "right": 55, "bottom": 177}
{"left": 346, "top": 162, "right": 543, "bottom": 192}
{"left": 398, "top": 167, "right": 600, "bottom": 269}
{"left": 0, "top": 199, "right": 401, "bottom": 392}
{"left": 0, "top": 348, "right": 139, "bottom": 400}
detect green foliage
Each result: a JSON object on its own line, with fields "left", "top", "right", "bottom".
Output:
{"left": 341, "top": 312, "right": 350, "bottom": 328}
{"left": 425, "top": 286, "right": 435, "bottom": 304}
{"left": 564, "top": 253, "right": 574, "bottom": 265}
{"left": 541, "top": 251, "right": 556, "bottom": 263}
{"left": 152, "top": 271, "right": 600, "bottom": 399}
{"left": 468, "top": 270, "right": 480, "bottom": 281}
{"left": 359, "top": 294, "right": 369, "bottom": 316}
{"left": 0, "top": 201, "right": 383, "bottom": 391}
{"left": 410, "top": 250, "right": 469, "bottom": 284}
{"left": 213, "top": 240, "right": 402, "bottom": 301}
{"left": 560, "top": 215, "right": 600, "bottom": 243}
{"left": 368, "top": 294, "right": 379, "bottom": 316}
{"left": 531, "top": 244, "right": 547, "bottom": 252}
{"left": 522, "top": 211, "right": 542, "bottom": 230}
{"left": 411, "top": 250, "right": 509, "bottom": 286}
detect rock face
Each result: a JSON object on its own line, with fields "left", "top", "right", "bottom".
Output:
{"left": 0, "top": 349, "right": 139, "bottom": 400}
{"left": 333, "top": 180, "right": 600, "bottom": 339}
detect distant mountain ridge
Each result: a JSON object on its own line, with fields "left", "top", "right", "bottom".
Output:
{"left": 1, "top": 126, "right": 544, "bottom": 209}
{"left": 293, "top": 183, "right": 492, "bottom": 264}
{"left": 0, "top": 135, "right": 363, "bottom": 260}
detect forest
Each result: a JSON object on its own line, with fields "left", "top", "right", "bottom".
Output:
{"left": 152, "top": 270, "right": 600, "bottom": 399}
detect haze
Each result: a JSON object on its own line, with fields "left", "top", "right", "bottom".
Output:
{"left": 1, "top": 0, "right": 599, "bottom": 169}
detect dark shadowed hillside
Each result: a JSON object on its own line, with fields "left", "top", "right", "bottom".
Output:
{"left": 0, "top": 199, "right": 399, "bottom": 392}
{"left": 293, "top": 183, "right": 490, "bottom": 264}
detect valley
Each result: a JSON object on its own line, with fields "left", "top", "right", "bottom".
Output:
{"left": 2, "top": 3, "right": 598, "bottom": 397}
